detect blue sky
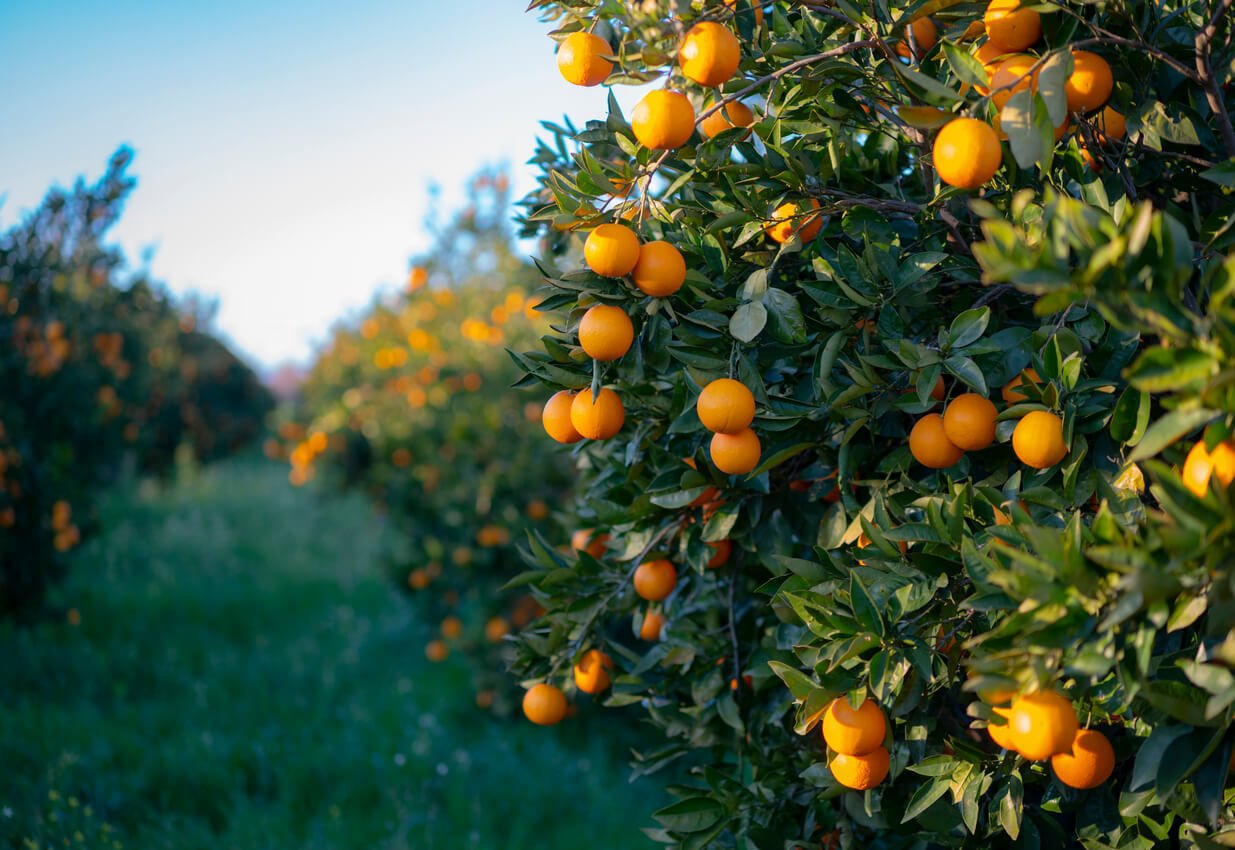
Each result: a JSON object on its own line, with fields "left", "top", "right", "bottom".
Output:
{"left": 0, "top": 0, "right": 641, "bottom": 368}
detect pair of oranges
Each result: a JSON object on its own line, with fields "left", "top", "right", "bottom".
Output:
{"left": 584, "top": 222, "right": 686, "bottom": 297}
{"left": 696, "top": 378, "right": 762, "bottom": 475}
{"left": 820, "top": 697, "right": 891, "bottom": 790}
{"left": 542, "top": 387, "right": 625, "bottom": 443}
{"left": 522, "top": 647, "right": 616, "bottom": 726}
{"left": 985, "top": 689, "right": 1115, "bottom": 789}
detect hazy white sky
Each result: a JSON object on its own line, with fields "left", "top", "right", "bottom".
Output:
{"left": 1, "top": 0, "right": 642, "bottom": 369}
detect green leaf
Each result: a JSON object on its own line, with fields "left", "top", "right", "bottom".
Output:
{"left": 768, "top": 660, "right": 818, "bottom": 701}
{"left": 1109, "top": 387, "right": 1150, "bottom": 445}
{"left": 941, "top": 41, "right": 988, "bottom": 89}
{"left": 1125, "top": 347, "right": 1218, "bottom": 392}
{"left": 901, "top": 775, "right": 952, "bottom": 823}
{"left": 944, "top": 355, "right": 988, "bottom": 395}
{"left": 849, "top": 571, "right": 886, "bottom": 637}
{"left": 1001, "top": 89, "right": 1044, "bottom": 170}
{"left": 763, "top": 288, "right": 807, "bottom": 344}
{"left": 1035, "top": 50, "right": 1072, "bottom": 127}
{"left": 730, "top": 301, "right": 768, "bottom": 343}
{"left": 652, "top": 797, "right": 726, "bottom": 833}
{"left": 1126, "top": 408, "right": 1219, "bottom": 462}
{"left": 947, "top": 307, "right": 990, "bottom": 349}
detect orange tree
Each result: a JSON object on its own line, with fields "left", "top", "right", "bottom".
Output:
{"left": 0, "top": 149, "right": 274, "bottom": 619}
{"left": 510, "top": 1, "right": 1235, "bottom": 846}
{"left": 285, "top": 171, "right": 573, "bottom": 697}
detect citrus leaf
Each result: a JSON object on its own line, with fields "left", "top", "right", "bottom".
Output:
{"left": 1126, "top": 408, "right": 1218, "bottom": 462}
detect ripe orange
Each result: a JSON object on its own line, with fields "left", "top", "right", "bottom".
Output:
{"left": 710, "top": 427, "right": 761, "bottom": 474}
{"left": 632, "top": 240, "right": 686, "bottom": 296}
{"left": 440, "top": 615, "right": 463, "bottom": 639}
{"left": 909, "top": 413, "right": 964, "bottom": 469}
{"left": 1001, "top": 367, "right": 1041, "bottom": 402}
{"left": 830, "top": 747, "right": 890, "bottom": 790}
{"left": 678, "top": 22, "right": 741, "bottom": 87}
{"left": 765, "top": 200, "right": 822, "bottom": 243}
{"left": 556, "top": 31, "right": 613, "bottom": 87}
{"left": 484, "top": 616, "right": 510, "bottom": 642}
{"left": 1051, "top": 728, "right": 1115, "bottom": 789}
{"left": 1181, "top": 438, "right": 1235, "bottom": 498}
{"left": 933, "top": 118, "right": 1002, "bottom": 190}
{"left": 895, "top": 17, "right": 938, "bottom": 60}
{"left": 572, "top": 528, "right": 610, "bottom": 559}
{"left": 700, "top": 101, "right": 755, "bottom": 139}
{"left": 822, "top": 697, "right": 887, "bottom": 755}
{"left": 989, "top": 53, "right": 1039, "bottom": 110}
{"left": 975, "top": 40, "right": 1009, "bottom": 93}
{"left": 584, "top": 223, "right": 640, "bottom": 277}
{"left": 930, "top": 375, "right": 947, "bottom": 402}
{"left": 1007, "top": 689, "right": 1079, "bottom": 760}
{"left": 631, "top": 90, "right": 696, "bottom": 150}
{"left": 988, "top": 707, "right": 1019, "bottom": 750}
{"left": 573, "top": 648, "right": 615, "bottom": 694}
{"left": 1096, "top": 105, "right": 1126, "bottom": 141}
{"left": 570, "top": 387, "right": 625, "bottom": 440}
{"left": 1065, "top": 51, "right": 1113, "bottom": 113}
{"left": 638, "top": 608, "right": 666, "bottom": 640}
{"left": 1012, "top": 411, "right": 1068, "bottom": 469}
{"left": 942, "top": 393, "right": 998, "bottom": 451}
{"left": 696, "top": 378, "right": 756, "bottom": 434}
{"left": 579, "top": 304, "right": 634, "bottom": 361}
{"left": 706, "top": 539, "right": 733, "bottom": 569}
{"left": 723, "top": 0, "right": 764, "bottom": 26}
{"left": 425, "top": 639, "right": 449, "bottom": 662}
{"left": 523, "top": 683, "right": 568, "bottom": 725}
{"left": 983, "top": 0, "right": 1042, "bottom": 52}
{"left": 634, "top": 559, "right": 678, "bottom": 601}
{"left": 542, "top": 390, "right": 583, "bottom": 443}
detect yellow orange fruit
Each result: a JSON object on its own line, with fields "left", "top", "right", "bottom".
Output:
{"left": 988, "top": 707, "right": 1019, "bottom": 750}
{"left": 542, "top": 390, "right": 583, "bottom": 444}
{"left": 1065, "top": 51, "right": 1113, "bottom": 113}
{"left": 710, "top": 427, "right": 761, "bottom": 474}
{"left": 700, "top": 101, "right": 755, "bottom": 139}
{"left": 909, "top": 413, "right": 964, "bottom": 469}
{"left": 765, "top": 200, "right": 822, "bottom": 243}
{"left": 822, "top": 698, "right": 887, "bottom": 755}
{"left": 584, "top": 223, "right": 640, "bottom": 277}
{"left": 696, "top": 378, "right": 756, "bottom": 434}
{"left": 678, "top": 22, "right": 741, "bottom": 87}
{"left": 484, "top": 616, "right": 509, "bottom": 642}
{"left": 1051, "top": 728, "right": 1115, "bottom": 789}
{"left": 933, "top": 118, "right": 1002, "bottom": 189}
{"left": 989, "top": 53, "right": 1039, "bottom": 110}
{"left": 425, "top": 639, "right": 449, "bottom": 662}
{"left": 574, "top": 648, "right": 615, "bottom": 694}
{"left": 724, "top": 0, "right": 764, "bottom": 26}
{"left": 440, "top": 616, "right": 463, "bottom": 639}
{"left": 632, "top": 240, "right": 686, "bottom": 296}
{"left": 830, "top": 747, "right": 890, "bottom": 790}
{"left": 983, "top": 0, "right": 1042, "bottom": 52}
{"left": 896, "top": 17, "right": 938, "bottom": 60}
{"left": 639, "top": 608, "right": 666, "bottom": 640}
{"left": 634, "top": 559, "right": 678, "bottom": 601}
{"left": 571, "top": 528, "right": 610, "bottom": 559}
{"left": 578, "top": 304, "right": 634, "bottom": 361}
{"left": 1008, "top": 690, "right": 1079, "bottom": 760}
{"left": 706, "top": 539, "right": 733, "bottom": 569}
{"left": 1012, "top": 411, "right": 1068, "bottom": 469}
{"left": 975, "top": 40, "right": 1009, "bottom": 93}
{"left": 1181, "top": 438, "right": 1235, "bottom": 498}
{"left": 943, "top": 393, "right": 998, "bottom": 451}
{"left": 556, "top": 31, "right": 613, "bottom": 87}
{"left": 523, "top": 683, "right": 568, "bottom": 725}
{"left": 570, "top": 387, "right": 625, "bottom": 440}
{"left": 631, "top": 90, "right": 696, "bottom": 150}
{"left": 1096, "top": 105, "right": 1126, "bottom": 141}
{"left": 1001, "top": 367, "right": 1041, "bottom": 402}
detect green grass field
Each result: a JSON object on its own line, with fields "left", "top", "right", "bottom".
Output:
{"left": 0, "top": 460, "right": 658, "bottom": 850}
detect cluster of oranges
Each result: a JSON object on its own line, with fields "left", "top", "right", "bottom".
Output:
{"left": 984, "top": 689, "right": 1114, "bottom": 790}
{"left": 908, "top": 369, "right": 1068, "bottom": 472}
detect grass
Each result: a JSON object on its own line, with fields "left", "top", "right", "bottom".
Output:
{"left": 0, "top": 459, "right": 658, "bottom": 850}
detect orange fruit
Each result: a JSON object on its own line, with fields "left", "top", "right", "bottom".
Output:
{"left": 988, "top": 707, "right": 1019, "bottom": 750}
{"left": 542, "top": 390, "right": 583, "bottom": 444}
{"left": 632, "top": 240, "right": 686, "bottom": 296}
{"left": 425, "top": 639, "right": 449, "bottom": 662}
{"left": 765, "top": 200, "right": 822, "bottom": 243}
{"left": 634, "top": 559, "right": 678, "bottom": 601}
{"left": 989, "top": 53, "right": 1039, "bottom": 110}
{"left": 930, "top": 375, "right": 947, "bottom": 402}
{"left": 706, "top": 539, "right": 733, "bottom": 569}
{"left": 983, "top": 0, "right": 1041, "bottom": 52}
{"left": 855, "top": 531, "right": 907, "bottom": 565}
{"left": 573, "top": 648, "right": 615, "bottom": 694}
{"left": 579, "top": 304, "right": 634, "bottom": 361}
{"left": 710, "top": 427, "right": 761, "bottom": 474}
{"left": 942, "top": 393, "right": 998, "bottom": 451}
{"left": 1001, "top": 367, "right": 1041, "bottom": 402}
{"left": 572, "top": 528, "right": 610, "bottom": 559}
{"left": 631, "top": 90, "right": 696, "bottom": 149}
{"left": 440, "top": 616, "right": 463, "bottom": 639}
{"left": 638, "top": 608, "right": 666, "bottom": 640}
{"left": 933, "top": 118, "right": 1002, "bottom": 189}
{"left": 1007, "top": 689, "right": 1079, "bottom": 760}
{"left": 1096, "top": 105, "right": 1126, "bottom": 141}
{"left": 1065, "top": 51, "right": 1113, "bottom": 113}
{"left": 909, "top": 413, "right": 964, "bottom": 469}
{"left": 678, "top": 22, "right": 741, "bottom": 87}
{"left": 584, "top": 223, "right": 640, "bottom": 277}
{"left": 697, "top": 378, "right": 756, "bottom": 434}
{"left": 1051, "top": 728, "right": 1115, "bottom": 789}
{"left": 1012, "top": 411, "right": 1068, "bottom": 469}
{"left": 523, "top": 683, "right": 568, "bottom": 725}
{"left": 723, "top": 0, "right": 764, "bottom": 26}
{"left": 895, "top": 17, "right": 938, "bottom": 60}
{"left": 700, "top": 101, "right": 755, "bottom": 139}
{"left": 1181, "top": 438, "right": 1235, "bottom": 498}
{"left": 822, "top": 697, "right": 887, "bottom": 756}
{"left": 830, "top": 747, "right": 890, "bottom": 790}
{"left": 484, "top": 616, "right": 510, "bottom": 642}
{"left": 556, "top": 31, "right": 613, "bottom": 87}
{"left": 975, "top": 41, "right": 1009, "bottom": 93}
{"left": 570, "top": 387, "right": 625, "bottom": 440}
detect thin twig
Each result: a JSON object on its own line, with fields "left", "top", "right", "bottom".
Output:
{"left": 1193, "top": 0, "right": 1235, "bottom": 156}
